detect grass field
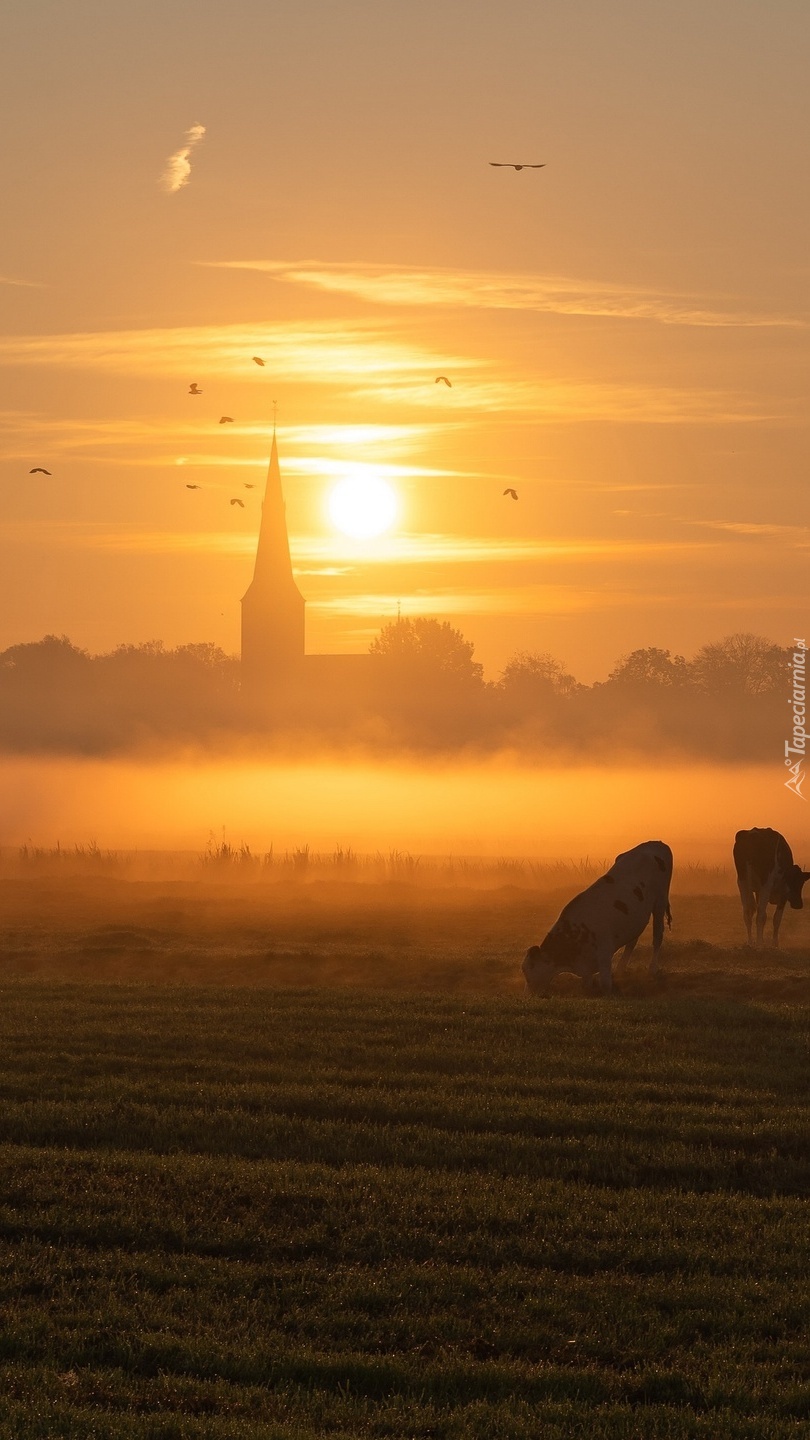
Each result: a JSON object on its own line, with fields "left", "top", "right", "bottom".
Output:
{"left": 1, "top": 861, "right": 809, "bottom": 1002}
{"left": 0, "top": 868, "right": 808, "bottom": 1435}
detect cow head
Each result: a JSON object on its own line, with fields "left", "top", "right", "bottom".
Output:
{"left": 522, "top": 943, "right": 558, "bottom": 995}
{"left": 787, "top": 864, "right": 810, "bottom": 909}
{"left": 522, "top": 922, "right": 595, "bottom": 995}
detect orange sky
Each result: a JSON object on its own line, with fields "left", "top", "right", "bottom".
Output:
{"left": 1, "top": 0, "right": 808, "bottom": 681}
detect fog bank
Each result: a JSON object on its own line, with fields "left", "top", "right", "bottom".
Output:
{"left": 1, "top": 757, "right": 803, "bottom": 865}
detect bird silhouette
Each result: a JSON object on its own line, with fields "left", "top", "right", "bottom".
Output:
{"left": 503, "top": 488, "right": 519, "bottom": 500}
{"left": 219, "top": 416, "right": 234, "bottom": 424}
{"left": 185, "top": 484, "right": 202, "bottom": 490}
{"left": 435, "top": 376, "right": 452, "bottom": 387}
{"left": 252, "top": 356, "right": 265, "bottom": 366}
{"left": 29, "top": 467, "right": 52, "bottom": 475}
{"left": 489, "top": 162, "right": 545, "bottom": 171}
{"left": 189, "top": 383, "right": 202, "bottom": 395}
{"left": 230, "top": 497, "right": 245, "bottom": 507}
{"left": 244, "top": 483, "right": 254, "bottom": 489}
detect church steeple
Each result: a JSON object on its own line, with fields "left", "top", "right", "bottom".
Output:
{"left": 240, "top": 430, "right": 305, "bottom": 696}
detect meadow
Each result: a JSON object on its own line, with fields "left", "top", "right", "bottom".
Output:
{"left": 0, "top": 854, "right": 808, "bottom": 1436}
{"left": 0, "top": 845, "right": 808, "bottom": 1002}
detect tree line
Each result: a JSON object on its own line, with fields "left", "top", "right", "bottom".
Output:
{"left": 0, "top": 623, "right": 791, "bottom": 756}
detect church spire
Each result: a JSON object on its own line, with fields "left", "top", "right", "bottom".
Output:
{"left": 247, "top": 429, "right": 298, "bottom": 591}
{"left": 240, "top": 429, "right": 305, "bottom": 694}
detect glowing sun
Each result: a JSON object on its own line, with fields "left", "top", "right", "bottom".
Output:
{"left": 327, "top": 474, "right": 399, "bottom": 539}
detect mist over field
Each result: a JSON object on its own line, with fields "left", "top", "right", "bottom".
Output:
{"left": 0, "top": 753, "right": 802, "bottom": 865}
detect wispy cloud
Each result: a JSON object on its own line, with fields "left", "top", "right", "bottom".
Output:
{"left": 354, "top": 377, "right": 781, "bottom": 424}
{"left": 205, "top": 259, "right": 805, "bottom": 330}
{"left": 0, "top": 414, "right": 451, "bottom": 464}
{"left": 685, "top": 519, "right": 810, "bottom": 540}
{"left": 0, "top": 321, "right": 466, "bottom": 383}
{"left": 0, "top": 325, "right": 785, "bottom": 425}
{"left": 0, "top": 274, "right": 45, "bottom": 289}
{"left": 0, "top": 522, "right": 254, "bottom": 556}
{"left": 160, "top": 123, "right": 206, "bottom": 194}
{"left": 310, "top": 586, "right": 658, "bottom": 619}
{"left": 291, "top": 534, "right": 719, "bottom": 567}
{"left": 311, "top": 581, "right": 806, "bottom": 622}
{"left": 0, "top": 524, "right": 720, "bottom": 564}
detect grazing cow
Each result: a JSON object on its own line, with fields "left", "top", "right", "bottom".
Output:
{"left": 732, "top": 828, "right": 809, "bottom": 948}
{"left": 522, "top": 840, "right": 673, "bottom": 996}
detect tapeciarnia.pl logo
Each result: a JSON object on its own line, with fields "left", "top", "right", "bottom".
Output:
{"left": 785, "top": 637, "right": 807, "bottom": 800}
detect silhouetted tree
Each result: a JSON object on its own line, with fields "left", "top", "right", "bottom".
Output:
{"left": 492, "top": 651, "right": 581, "bottom": 745}
{"left": 369, "top": 618, "right": 484, "bottom": 686}
{"left": 0, "top": 636, "right": 240, "bottom": 751}
{"left": 0, "top": 634, "right": 90, "bottom": 678}
{"left": 495, "top": 653, "right": 576, "bottom": 720}
{"left": 0, "top": 624, "right": 795, "bottom": 757}
{"left": 93, "top": 640, "right": 239, "bottom": 738}
{"left": 498, "top": 651, "right": 580, "bottom": 702}
{"left": 606, "top": 647, "right": 689, "bottom": 689}
{"left": 0, "top": 636, "right": 93, "bottom": 751}
{"left": 368, "top": 618, "right": 486, "bottom": 742}
{"left": 690, "top": 633, "right": 787, "bottom": 696}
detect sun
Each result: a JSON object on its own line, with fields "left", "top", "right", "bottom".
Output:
{"left": 327, "top": 474, "right": 399, "bottom": 540}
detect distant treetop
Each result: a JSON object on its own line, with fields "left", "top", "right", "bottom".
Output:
{"left": 369, "top": 617, "right": 484, "bottom": 686}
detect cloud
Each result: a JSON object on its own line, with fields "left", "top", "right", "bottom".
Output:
{"left": 204, "top": 259, "right": 805, "bottom": 330}
{"left": 0, "top": 324, "right": 786, "bottom": 425}
{"left": 685, "top": 519, "right": 810, "bottom": 541}
{"left": 353, "top": 376, "right": 782, "bottom": 425}
{"left": 160, "top": 123, "right": 206, "bottom": 195}
{"left": 0, "top": 274, "right": 45, "bottom": 289}
{"left": 0, "top": 416, "right": 458, "bottom": 472}
{"left": 0, "top": 321, "right": 464, "bottom": 383}
{"left": 4, "top": 526, "right": 713, "bottom": 565}
{"left": 291, "top": 534, "right": 719, "bottom": 568}
{"left": 309, "top": 585, "right": 671, "bottom": 619}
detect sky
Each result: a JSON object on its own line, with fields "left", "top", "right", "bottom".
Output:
{"left": 1, "top": 0, "right": 808, "bottom": 682}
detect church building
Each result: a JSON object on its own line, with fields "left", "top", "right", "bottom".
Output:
{"left": 240, "top": 433, "right": 375, "bottom": 709}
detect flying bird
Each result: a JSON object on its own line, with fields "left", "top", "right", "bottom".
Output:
{"left": 435, "top": 376, "right": 452, "bottom": 387}
{"left": 230, "top": 497, "right": 245, "bottom": 507}
{"left": 244, "top": 483, "right": 254, "bottom": 489}
{"left": 503, "top": 488, "right": 519, "bottom": 500}
{"left": 185, "top": 484, "right": 202, "bottom": 490}
{"left": 252, "top": 356, "right": 265, "bottom": 366}
{"left": 29, "top": 467, "right": 52, "bottom": 475}
{"left": 489, "top": 162, "right": 546, "bottom": 171}
{"left": 219, "top": 416, "right": 234, "bottom": 424}
{"left": 189, "top": 383, "right": 202, "bottom": 395}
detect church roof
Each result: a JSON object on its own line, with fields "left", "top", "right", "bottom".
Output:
{"left": 242, "top": 431, "right": 303, "bottom": 603}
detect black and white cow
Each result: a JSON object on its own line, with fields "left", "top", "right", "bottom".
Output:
{"left": 732, "top": 827, "right": 809, "bottom": 948}
{"left": 522, "top": 840, "right": 673, "bottom": 996}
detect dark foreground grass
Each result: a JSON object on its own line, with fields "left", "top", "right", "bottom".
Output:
{"left": 0, "top": 987, "right": 807, "bottom": 1437}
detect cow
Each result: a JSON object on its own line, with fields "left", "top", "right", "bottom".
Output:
{"left": 732, "top": 828, "right": 809, "bottom": 948}
{"left": 522, "top": 840, "right": 673, "bottom": 996}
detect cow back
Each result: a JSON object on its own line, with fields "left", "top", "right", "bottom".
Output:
{"left": 553, "top": 840, "right": 672, "bottom": 952}
{"left": 734, "top": 828, "right": 794, "bottom": 884}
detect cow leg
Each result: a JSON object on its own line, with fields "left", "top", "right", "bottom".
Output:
{"left": 772, "top": 901, "right": 787, "bottom": 948}
{"left": 614, "top": 935, "right": 640, "bottom": 977}
{"left": 649, "top": 905, "right": 667, "bottom": 976}
{"left": 737, "top": 878, "right": 755, "bottom": 946}
{"left": 596, "top": 947, "right": 614, "bottom": 995}
{"left": 755, "top": 890, "right": 770, "bottom": 949}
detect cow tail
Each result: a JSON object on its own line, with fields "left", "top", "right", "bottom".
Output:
{"left": 666, "top": 903, "right": 672, "bottom": 930}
